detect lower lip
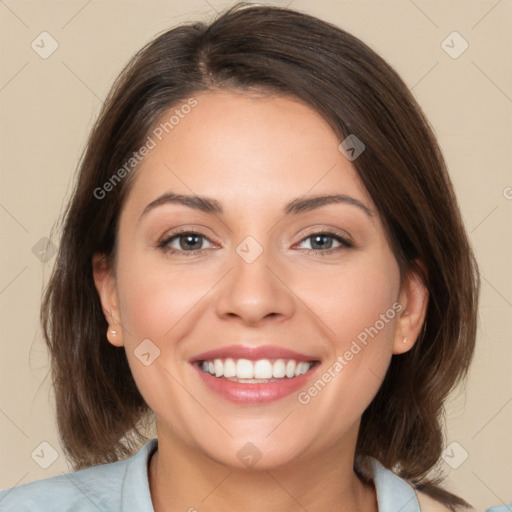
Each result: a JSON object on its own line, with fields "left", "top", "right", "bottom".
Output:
{"left": 192, "top": 363, "right": 320, "bottom": 404}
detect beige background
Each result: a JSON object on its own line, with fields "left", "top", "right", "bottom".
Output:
{"left": 0, "top": 0, "right": 511, "bottom": 510}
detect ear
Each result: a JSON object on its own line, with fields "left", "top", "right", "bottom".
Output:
{"left": 92, "top": 252, "right": 124, "bottom": 347}
{"left": 392, "top": 261, "right": 429, "bottom": 355}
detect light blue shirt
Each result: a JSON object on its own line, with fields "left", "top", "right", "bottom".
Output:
{"left": 0, "top": 438, "right": 509, "bottom": 511}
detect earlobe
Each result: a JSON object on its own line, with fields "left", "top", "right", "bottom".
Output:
{"left": 392, "top": 262, "right": 429, "bottom": 355}
{"left": 92, "top": 252, "right": 124, "bottom": 347}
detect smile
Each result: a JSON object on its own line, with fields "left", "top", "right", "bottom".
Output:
{"left": 193, "top": 358, "right": 320, "bottom": 404}
{"left": 198, "top": 358, "right": 316, "bottom": 382}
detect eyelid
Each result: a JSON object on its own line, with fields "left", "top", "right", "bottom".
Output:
{"left": 293, "top": 230, "right": 354, "bottom": 253}
{"left": 295, "top": 225, "right": 354, "bottom": 245}
{"left": 158, "top": 227, "right": 218, "bottom": 250}
{"left": 294, "top": 224, "right": 356, "bottom": 250}
{"left": 157, "top": 226, "right": 354, "bottom": 257}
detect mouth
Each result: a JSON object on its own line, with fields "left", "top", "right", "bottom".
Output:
{"left": 195, "top": 357, "right": 319, "bottom": 383}
{"left": 190, "top": 345, "right": 321, "bottom": 403}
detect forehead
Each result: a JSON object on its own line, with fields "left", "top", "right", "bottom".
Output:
{"left": 121, "top": 90, "right": 374, "bottom": 222}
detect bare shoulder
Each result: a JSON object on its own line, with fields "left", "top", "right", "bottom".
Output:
{"left": 415, "top": 490, "right": 455, "bottom": 512}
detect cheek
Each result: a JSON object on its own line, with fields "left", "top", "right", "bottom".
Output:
{"left": 113, "top": 252, "right": 203, "bottom": 423}
{"left": 113, "top": 250, "right": 220, "bottom": 409}
{"left": 295, "top": 252, "right": 400, "bottom": 419}
{"left": 115, "top": 251, "right": 212, "bottom": 340}
{"left": 303, "top": 250, "right": 400, "bottom": 352}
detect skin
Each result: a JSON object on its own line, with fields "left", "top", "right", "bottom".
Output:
{"left": 93, "top": 90, "right": 429, "bottom": 512}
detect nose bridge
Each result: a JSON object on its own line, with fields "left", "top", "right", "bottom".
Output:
{"left": 215, "top": 234, "right": 295, "bottom": 324}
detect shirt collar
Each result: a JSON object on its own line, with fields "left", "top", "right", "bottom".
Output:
{"left": 367, "top": 456, "right": 421, "bottom": 512}
{"left": 122, "top": 438, "right": 420, "bottom": 512}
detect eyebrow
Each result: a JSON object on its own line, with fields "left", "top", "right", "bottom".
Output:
{"left": 138, "top": 192, "right": 373, "bottom": 222}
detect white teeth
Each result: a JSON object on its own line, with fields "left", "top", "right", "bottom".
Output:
{"left": 272, "top": 359, "right": 286, "bottom": 378}
{"left": 223, "top": 358, "right": 236, "bottom": 378}
{"left": 199, "top": 358, "right": 315, "bottom": 380}
{"left": 254, "top": 359, "right": 273, "bottom": 379}
{"left": 295, "top": 362, "right": 310, "bottom": 376}
{"left": 214, "top": 359, "right": 223, "bottom": 377}
{"left": 285, "top": 360, "right": 296, "bottom": 378}
{"left": 236, "top": 359, "right": 254, "bottom": 379}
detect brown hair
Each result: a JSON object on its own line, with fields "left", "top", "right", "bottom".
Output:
{"left": 41, "top": 3, "right": 479, "bottom": 509}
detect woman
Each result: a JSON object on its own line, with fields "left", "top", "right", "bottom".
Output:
{"left": 0, "top": 3, "right": 483, "bottom": 511}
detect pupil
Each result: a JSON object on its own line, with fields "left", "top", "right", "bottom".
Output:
{"left": 312, "top": 234, "right": 332, "bottom": 250}
{"left": 181, "top": 234, "right": 201, "bottom": 250}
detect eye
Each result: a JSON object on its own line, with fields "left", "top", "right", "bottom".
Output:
{"left": 157, "top": 229, "right": 353, "bottom": 257}
{"left": 296, "top": 231, "right": 353, "bottom": 255}
{"left": 158, "top": 229, "right": 215, "bottom": 256}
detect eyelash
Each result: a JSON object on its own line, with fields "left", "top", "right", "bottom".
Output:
{"left": 157, "top": 228, "right": 354, "bottom": 257}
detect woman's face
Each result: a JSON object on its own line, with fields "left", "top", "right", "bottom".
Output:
{"left": 95, "top": 90, "right": 425, "bottom": 469}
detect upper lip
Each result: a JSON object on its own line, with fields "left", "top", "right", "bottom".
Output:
{"left": 190, "top": 344, "right": 320, "bottom": 363}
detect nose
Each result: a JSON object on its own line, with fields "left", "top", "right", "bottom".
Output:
{"left": 215, "top": 242, "right": 296, "bottom": 326}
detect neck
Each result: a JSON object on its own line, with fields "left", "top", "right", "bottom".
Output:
{"left": 148, "top": 428, "right": 378, "bottom": 512}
